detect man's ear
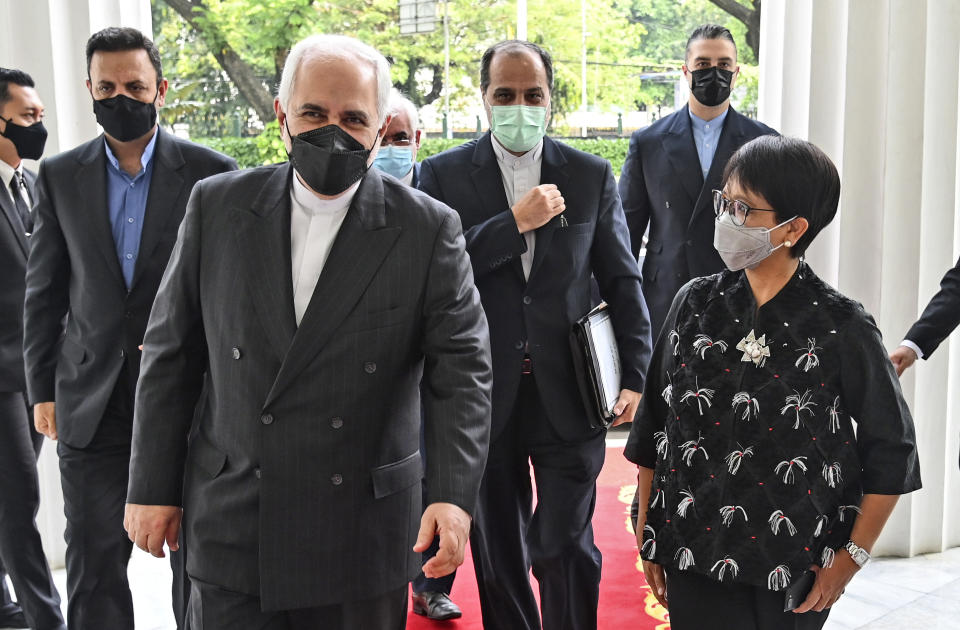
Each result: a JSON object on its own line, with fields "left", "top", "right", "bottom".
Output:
{"left": 156, "top": 78, "right": 169, "bottom": 108}
{"left": 415, "top": 128, "right": 422, "bottom": 148}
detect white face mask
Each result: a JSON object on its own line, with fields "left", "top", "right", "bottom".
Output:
{"left": 713, "top": 212, "right": 797, "bottom": 271}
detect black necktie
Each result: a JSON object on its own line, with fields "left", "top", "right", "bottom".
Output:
{"left": 10, "top": 171, "right": 32, "bottom": 234}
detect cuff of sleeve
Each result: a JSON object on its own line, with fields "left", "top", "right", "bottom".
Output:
{"left": 900, "top": 339, "right": 924, "bottom": 360}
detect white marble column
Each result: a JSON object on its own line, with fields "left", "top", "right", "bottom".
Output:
{"left": 760, "top": 0, "right": 960, "bottom": 556}
{"left": 0, "top": 0, "right": 152, "bottom": 567}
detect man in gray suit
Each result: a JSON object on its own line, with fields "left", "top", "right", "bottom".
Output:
{"left": 23, "top": 27, "right": 236, "bottom": 630}
{"left": 124, "top": 34, "right": 491, "bottom": 630}
{"left": 0, "top": 67, "right": 66, "bottom": 630}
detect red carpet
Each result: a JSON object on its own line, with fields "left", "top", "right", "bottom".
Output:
{"left": 407, "top": 446, "right": 670, "bottom": 629}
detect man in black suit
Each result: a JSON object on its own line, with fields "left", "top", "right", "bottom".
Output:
{"left": 0, "top": 67, "right": 66, "bottom": 630}
{"left": 123, "top": 34, "right": 491, "bottom": 630}
{"left": 419, "top": 40, "right": 652, "bottom": 630}
{"left": 23, "top": 28, "right": 236, "bottom": 630}
{"left": 619, "top": 24, "right": 777, "bottom": 338}
{"left": 890, "top": 256, "right": 960, "bottom": 377}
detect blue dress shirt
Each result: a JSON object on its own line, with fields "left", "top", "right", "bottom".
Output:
{"left": 104, "top": 131, "right": 157, "bottom": 289}
{"left": 688, "top": 108, "right": 728, "bottom": 180}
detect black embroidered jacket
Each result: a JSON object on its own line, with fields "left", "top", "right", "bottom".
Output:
{"left": 625, "top": 262, "right": 921, "bottom": 591}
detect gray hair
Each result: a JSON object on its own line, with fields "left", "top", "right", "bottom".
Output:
{"left": 277, "top": 34, "right": 392, "bottom": 125}
{"left": 388, "top": 89, "right": 419, "bottom": 132}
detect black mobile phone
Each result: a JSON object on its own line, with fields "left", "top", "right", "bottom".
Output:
{"left": 783, "top": 570, "right": 816, "bottom": 612}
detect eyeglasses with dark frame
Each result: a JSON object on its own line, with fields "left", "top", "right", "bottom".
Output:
{"left": 712, "top": 189, "right": 778, "bottom": 226}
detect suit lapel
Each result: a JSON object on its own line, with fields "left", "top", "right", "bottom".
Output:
{"left": 234, "top": 164, "right": 297, "bottom": 361}
{"left": 690, "top": 107, "right": 746, "bottom": 226}
{"left": 0, "top": 180, "right": 28, "bottom": 258}
{"left": 131, "top": 129, "right": 184, "bottom": 289}
{"left": 471, "top": 134, "right": 525, "bottom": 284}
{"left": 661, "top": 105, "right": 704, "bottom": 206}
{"left": 528, "top": 136, "right": 568, "bottom": 283}
{"left": 75, "top": 139, "right": 126, "bottom": 290}
{"left": 264, "top": 168, "right": 401, "bottom": 407}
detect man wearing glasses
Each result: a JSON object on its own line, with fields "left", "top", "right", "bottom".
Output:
{"left": 618, "top": 23, "right": 777, "bottom": 339}
{"left": 373, "top": 90, "right": 423, "bottom": 188}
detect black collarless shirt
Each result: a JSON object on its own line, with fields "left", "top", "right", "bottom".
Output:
{"left": 625, "top": 262, "right": 921, "bottom": 591}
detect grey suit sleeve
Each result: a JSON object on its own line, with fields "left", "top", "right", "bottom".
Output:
{"left": 591, "top": 160, "right": 653, "bottom": 394}
{"left": 905, "top": 255, "right": 960, "bottom": 358}
{"left": 418, "top": 159, "right": 527, "bottom": 280}
{"left": 420, "top": 210, "right": 492, "bottom": 516}
{"left": 619, "top": 131, "right": 652, "bottom": 260}
{"left": 23, "top": 162, "right": 70, "bottom": 404}
{"left": 127, "top": 181, "right": 209, "bottom": 506}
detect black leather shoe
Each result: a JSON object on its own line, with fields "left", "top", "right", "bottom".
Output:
{"left": 411, "top": 591, "right": 462, "bottom": 621}
{"left": 0, "top": 610, "right": 29, "bottom": 629}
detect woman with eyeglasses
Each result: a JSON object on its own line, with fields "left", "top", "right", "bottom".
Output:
{"left": 625, "top": 135, "right": 921, "bottom": 629}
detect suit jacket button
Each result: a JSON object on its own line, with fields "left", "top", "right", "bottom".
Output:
{"left": 260, "top": 413, "right": 274, "bottom": 425}
{"left": 120, "top": 348, "right": 125, "bottom": 358}
{"left": 514, "top": 341, "right": 524, "bottom": 350}
{"left": 232, "top": 347, "right": 242, "bottom": 360}
{"left": 331, "top": 417, "right": 343, "bottom": 429}
{"left": 254, "top": 468, "right": 262, "bottom": 479}
{"left": 686, "top": 239, "right": 694, "bottom": 247}
{"left": 331, "top": 474, "right": 343, "bottom": 485}
{"left": 364, "top": 362, "right": 377, "bottom": 374}
{"left": 522, "top": 296, "right": 532, "bottom": 305}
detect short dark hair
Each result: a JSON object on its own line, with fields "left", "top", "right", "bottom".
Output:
{"left": 685, "top": 24, "right": 737, "bottom": 62}
{"left": 85, "top": 27, "right": 163, "bottom": 85}
{"left": 722, "top": 135, "right": 841, "bottom": 258}
{"left": 480, "top": 40, "right": 554, "bottom": 94}
{"left": 0, "top": 68, "right": 35, "bottom": 109}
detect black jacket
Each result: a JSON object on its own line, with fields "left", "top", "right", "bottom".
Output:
{"left": 127, "top": 165, "right": 491, "bottom": 610}
{"left": 420, "top": 133, "right": 652, "bottom": 442}
{"left": 905, "top": 254, "right": 960, "bottom": 359}
{"left": 626, "top": 262, "right": 921, "bottom": 591}
{"left": 619, "top": 105, "right": 777, "bottom": 338}
{"left": 0, "top": 167, "right": 35, "bottom": 392}
{"left": 22, "top": 129, "right": 236, "bottom": 447}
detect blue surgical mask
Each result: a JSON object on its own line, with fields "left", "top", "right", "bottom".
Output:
{"left": 373, "top": 145, "right": 415, "bottom": 179}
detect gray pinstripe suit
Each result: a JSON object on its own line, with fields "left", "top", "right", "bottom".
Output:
{"left": 127, "top": 163, "right": 492, "bottom": 613}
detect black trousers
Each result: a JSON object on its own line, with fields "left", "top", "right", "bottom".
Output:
{"left": 57, "top": 367, "right": 189, "bottom": 630}
{"left": 411, "top": 420, "right": 455, "bottom": 595}
{"left": 0, "top": 391, "right": 66, "bottom": 630}
{"left": 188, "top": 578, "right": 407, "bottom": 630}
{"left": 665, "top": 568, "right": 830, "bottom": 630}
{"left": 470, "top": 374, "right": 605, "bottom": 630}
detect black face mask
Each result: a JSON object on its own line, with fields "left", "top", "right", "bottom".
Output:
{"left": 93, "top": 93, "right": 158, "bottom": 142}
{"left": 690, "top": 66, "right": 734, "bottom": 107}
{"left": 0, "top": 117, "right": 47, "bottom": 160}
{"left": 286, "top": 120, "right": 373, "bottom": 196}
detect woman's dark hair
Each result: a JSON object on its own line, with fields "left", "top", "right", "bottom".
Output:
{"left": 86, "top": 27, "right": 163, "bottom": 85}
{"left": 722, "top": 135, "right": 841, "bottom": 258}
{"left": 480, "top": 40, "right": 554, "bottom": 95}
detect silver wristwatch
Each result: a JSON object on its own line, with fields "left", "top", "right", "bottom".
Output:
{"left": 844, "top": 540, "right": 871, "bottom": 568}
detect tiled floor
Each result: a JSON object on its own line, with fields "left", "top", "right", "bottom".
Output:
{"left": 2, "top": 535, "right": 952, "bottom": 629}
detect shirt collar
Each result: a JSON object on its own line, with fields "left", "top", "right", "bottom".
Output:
{"left": 291, "top": 171, "right": 360, "bottom": 216}
{"left": 491, "top": 135, "right": 544, "bottom": 168}
{"left": 0, "top": 159, "right": 20, "bottom": 192}
{"left": 103, "top": 127, "right": 159, "bottom": 178}
{"left": 688, "top": 107, "right": 729, "bottom": 132}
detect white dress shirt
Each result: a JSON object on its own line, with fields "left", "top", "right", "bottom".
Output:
{"left": 491, "top": 137, "right": 543, "bottom": 280}
{"left": 289, "top": 174, "right": 359, "bottom": 325}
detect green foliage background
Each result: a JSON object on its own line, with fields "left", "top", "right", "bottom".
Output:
{"left": 154, "top": 0, "right": 758, "bottom": 136}
{"left": 193, "top": 130, "right": 632, "bottom": 173}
